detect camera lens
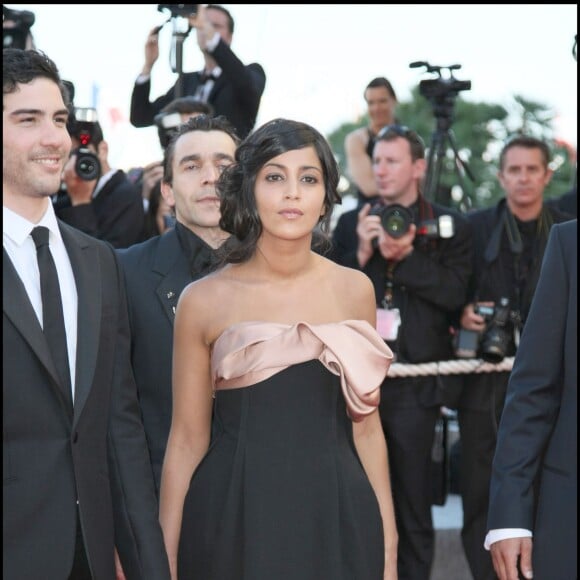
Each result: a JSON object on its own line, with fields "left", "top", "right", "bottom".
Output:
{"left": 381, "top": 205, "right": 413, "bottom": 238}
{"left": 74, "top": 148, "right": 101, "bottom": 181}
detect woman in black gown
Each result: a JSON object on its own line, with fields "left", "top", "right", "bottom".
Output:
{"left": 160, "top": 118, "right": 398, "bottom": 579}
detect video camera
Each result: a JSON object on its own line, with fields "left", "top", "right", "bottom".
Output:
{"left": 157, "top": 4, "right": 198, "bottom": 18}
{"left": 370, "top": 203, "right": 455, "bottom": 240}
{"left": 410, "top": 61, "right": 471, "bottom": 104}
{"left": 67, "top": 108, "right": 102, "bottom": 181}
{"left": 3, "top": 5, "right": 35, "bottom": 50}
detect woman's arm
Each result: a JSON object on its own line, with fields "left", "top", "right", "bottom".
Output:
{"left": 353, "top": 410, "right": 398, "bottom": 580}
{"left": 158, "top": 284, "right": 214, "bottom": 579}
{"left": 345, "top": 128, "right": 378, "bottom": 199}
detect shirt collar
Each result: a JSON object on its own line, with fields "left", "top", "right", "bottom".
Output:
{"left": 3, "top": 200, "right": 62, "bottom": 247}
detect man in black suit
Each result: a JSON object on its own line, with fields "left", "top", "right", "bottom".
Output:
{"left": 117, "top": 114, "right": 239, "bottom": 492}
{"left": 54, "top": 116, "right": 144, "bottom": 249}
{"left": 330, "top": 125, "right": 473, "bottom": 579}
{"left": 485, "top": 219, "right": 577, "bottom": 580}
{"left": 3, "top": 48, "right": 170, "bottom": 579}
{"left": 130, "top": 4, "right": 265, "bottom": 140}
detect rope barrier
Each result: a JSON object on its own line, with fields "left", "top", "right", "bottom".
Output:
{"left": 388, "top": 357, "right": 514, "bottom": 378}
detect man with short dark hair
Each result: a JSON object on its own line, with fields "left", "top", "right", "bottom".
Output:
{"left": 117, "top": 114, "right": 239, "bottom": 492}
{"left": 331, "top": 124, "right": 473, "bottom": 579}
{"left": 3, "top": 47, "right": 169, "bottom": 580}
{"left": 130, "top": 4, "right": 265, "bottom": 139}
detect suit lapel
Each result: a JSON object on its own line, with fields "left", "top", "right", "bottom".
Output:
{"left": 152, "top": 230, "right": 192, "bottom": 324}
{"left": 59, "top": 224, "right": 101, "bottom": 426}
{"left": 3, "top": 248, "right": 73, "bottom": 416}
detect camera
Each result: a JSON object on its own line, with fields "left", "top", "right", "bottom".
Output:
{"left": 158, "top": 4, "right": 198, "bottom": 18}
{"left": 3, "top": 6, "right": 35, "bottom": 50}
{"left": 418, "top": 77, "right": 471, "bottom": 103}
{"left": 154, "top": 111, "right": 184, "bottom": 150}
{"left": 67, "top": 108, "right": 102, "bottom": 181}
{"left": 455, "top": 298, "right": 515, "bottom": 363}
{"left": 370, "top": 203, "right": 456, "bottom": 240}
{"left": 476, "top": 298, "right": 514, "bottom": 364}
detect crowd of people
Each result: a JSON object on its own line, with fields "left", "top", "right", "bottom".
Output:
{"left": 3, "top": 5, "right": 577, "bottom": 580}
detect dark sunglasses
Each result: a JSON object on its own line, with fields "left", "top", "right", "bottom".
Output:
{"left": 376, "top": 124, "right": 425, "bottom": 148}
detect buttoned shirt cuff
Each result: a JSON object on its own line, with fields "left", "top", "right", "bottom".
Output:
{"left": 205, "top": 31, "right": 220, "bottom": 53}
{"left": 135, "top": 73, "right": 150, "bottom": 85}
{"left": 484, "top": 528, "right": 533, "bottom": 550}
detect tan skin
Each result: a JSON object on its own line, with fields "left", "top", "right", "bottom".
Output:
{"left": 159, "top": 146, "right": 398, "bottom": 579}
{"left": 356, "top": 136, "right": 425, "bottom": 268}
{"left": 345, "top": 85, "right": 398, "bottom": 199}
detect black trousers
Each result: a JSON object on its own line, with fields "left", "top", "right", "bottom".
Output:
{"left": 379, "top": 401, "right": 440, "bottom": 580}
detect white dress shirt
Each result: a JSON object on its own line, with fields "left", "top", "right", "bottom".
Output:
{"left": 3, "top": 202, "right": 78, "bottom": 400}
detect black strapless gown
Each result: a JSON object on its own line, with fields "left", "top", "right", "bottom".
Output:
{"left": 178, "top": 321, "right": 393, "bottom": 580}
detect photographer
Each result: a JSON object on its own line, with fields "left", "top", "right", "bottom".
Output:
{"left": 55, "top": 113, "right": 144, "bottom": 249}
{"left": 130, "top": 4, "right": 265, "bottom": 139}
{"left": 456, "top": 135, "right": 574, "bottom": 580}
{"left": 331, "top": 124, "right": 473, "bottom": 579}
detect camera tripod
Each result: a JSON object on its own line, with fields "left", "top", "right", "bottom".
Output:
{"left": 423, "top": 105, "right": 475, "bottom": 209}
{"left": 411, "top": 61, "right": 475, "bottom": 209}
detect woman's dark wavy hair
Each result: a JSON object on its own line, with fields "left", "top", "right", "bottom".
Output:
{"left": 217, "top": 118, "right": 342, "bottom": 263}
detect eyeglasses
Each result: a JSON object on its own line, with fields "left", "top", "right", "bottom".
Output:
{"left": 375, "top": 124, "right": 425, "bottom": 148}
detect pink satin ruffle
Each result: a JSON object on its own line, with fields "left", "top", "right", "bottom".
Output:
{"left": 211, "top": 320, "right": 393, "bottom": 422}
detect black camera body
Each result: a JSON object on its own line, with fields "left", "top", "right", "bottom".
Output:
{"left": 68, "top": 108, "right": 102, "bottom": 181}
{"left": 3, "top": 6, "right": 35, "bottom": 50}
{"left": 475, "top": 298, "right": 514, "bottom": 364}
{"left": 419, "top": 77, "right": 471, "bottom": 102}
{"left": 370, "top": 203, "right": 456, "bottom": 240}
{"left": 158, "top": 4, "right": 198, "bottom": 18}
{"left": 455, "top": 298, "right": 515, "bottom": 363}
{"left": 154, "top": 111, "right": 183, "bottom": 150}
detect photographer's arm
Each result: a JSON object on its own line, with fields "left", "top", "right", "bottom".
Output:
{"left": 130, "top": 27, "right": 175, "bottom": 127}
{"left": 345, "top": 129, "right": 379, "bottom": 199}
{"left": 391, "top": 214, "right": 473, "bottom": 311}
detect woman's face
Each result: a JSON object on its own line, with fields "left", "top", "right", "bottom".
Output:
{"left": 254, "top": 146, "right": 326, "bottom": 243}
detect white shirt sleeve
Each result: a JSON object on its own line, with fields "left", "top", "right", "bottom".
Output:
{"left": 484, "top": 528, "right": 533, "bottom": 550}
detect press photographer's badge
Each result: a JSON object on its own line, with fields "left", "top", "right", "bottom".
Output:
{"left": 376, "top": 308, "right": 401, "bottom": 341}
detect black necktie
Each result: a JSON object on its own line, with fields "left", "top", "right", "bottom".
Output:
{"left": 31, "top": 226, "right": 73, "bottom": 409}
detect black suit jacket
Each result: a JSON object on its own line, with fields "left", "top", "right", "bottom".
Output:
{"left": 3, "top": 221, "right": 169, "bottom": 580}
{"left": 487, "top": 219, "right": 577, "bottom": 579}
{"left": 130, "top": 38, "right": 266, "bottom": 139}
{"left": 55, "top": 169, "right": 145, "bottom": 249}
{"left": 117, "top": 228, "right": 208, "bottom": 491}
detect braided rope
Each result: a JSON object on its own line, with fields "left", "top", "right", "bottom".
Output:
{"left": 388, "top": 357, "right": 514, "bottom": 378}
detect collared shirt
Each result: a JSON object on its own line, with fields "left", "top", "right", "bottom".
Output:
{"left": 484, "top": 528, "right": 532, "bottom": 550}
{"left": 194, "top": 65, "right": 222, "bottom": 104}
{"left": 3, "top": 201, "right": 78, "bottom": 398}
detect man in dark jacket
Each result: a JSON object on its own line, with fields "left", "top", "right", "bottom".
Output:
{"left": 456, "top": 135, "right": 574, "bottom": 580}
{"left": 117, "top": 115, "right": 239, "bottom": 492}
{"left": 130, "top": 4, "right": 265, "bottom": 140}
{"left": 55, "top": 116, "right": 144, "bottom": 249}
{"left": 331, "top": 124, "right": 473, "bottom": 580}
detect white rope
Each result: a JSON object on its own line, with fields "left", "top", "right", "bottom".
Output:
{"left": 388, "top": 357, "right": 514, "bottom": 378}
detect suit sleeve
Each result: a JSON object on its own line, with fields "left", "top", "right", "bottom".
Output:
{"left": 487, "top": 224, "right": 568, "bottom": 532}
{"left": 106, "top": 247, "right": 170, "bottom": 579}
{"left": 130, "top": 78, "right": 176, "bottom": 128}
